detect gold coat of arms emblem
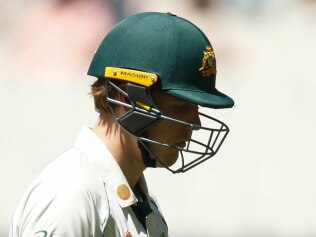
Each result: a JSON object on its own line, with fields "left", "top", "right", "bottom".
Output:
{"left": 199, "top": 46, "right": 217, "bottom": 77}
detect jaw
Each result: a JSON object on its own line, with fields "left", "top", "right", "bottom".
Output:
{"left": 148, "top": 144, "right": 180, "bottom": 168}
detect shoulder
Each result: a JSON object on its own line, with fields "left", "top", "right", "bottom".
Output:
{"left": 38, "top": 147, "right": 102, "bottom": 192}
{"left": 36, "top": 147, "right": 109, "bottom": 215}
{"left": 12, "top": 148, "right": 110, "bottom": 236}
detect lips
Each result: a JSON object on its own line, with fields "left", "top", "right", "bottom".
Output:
{"left": 175, "top": 141, "right": 187, "bottom": 148}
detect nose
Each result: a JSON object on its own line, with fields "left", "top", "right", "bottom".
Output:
{"left": 189, "top": 106, "right": 201, "bottom": 130}
{"left": 192, "top": 114, "right": 201, "bottom": 130}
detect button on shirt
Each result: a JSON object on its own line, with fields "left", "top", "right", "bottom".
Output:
{"left": 10, "top": 126, "right": 168, "bottom": 237}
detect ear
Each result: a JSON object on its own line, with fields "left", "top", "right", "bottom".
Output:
{"left": 117, "top": 90, "right": 127, "bottom": 102}
{"left": 115, "top": 84, "right": 130, "bottom": 113}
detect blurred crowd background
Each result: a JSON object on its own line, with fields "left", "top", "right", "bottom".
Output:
{"left": 1, "top": 0, "right": 316, "bottom": 236}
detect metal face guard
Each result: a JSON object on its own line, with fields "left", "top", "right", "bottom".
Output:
{"left": 106, "top": 80, "right": 229, "bottom": 173}
{"left": 137, "top": 112, "right": 229, "bottom": 173}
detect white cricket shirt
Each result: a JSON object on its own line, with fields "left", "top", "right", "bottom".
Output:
{"left": 10, "top": 126, "right": 168, "bottom": 237}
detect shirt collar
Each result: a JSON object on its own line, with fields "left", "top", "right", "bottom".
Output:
{"left": 73, "top": 126, "right": 148, "bottom": 208}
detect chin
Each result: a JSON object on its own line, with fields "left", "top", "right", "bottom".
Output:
{"left": 157, "top": 151, "right": 179, "bottom": 167}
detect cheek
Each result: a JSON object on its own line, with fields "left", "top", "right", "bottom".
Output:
{"left": 149, "top": 119, "right": 191, "bottom": 143}
{"left": 146, "top": 120, "right": 182, "bottom": 167}
{"left": 147, "top": 120, "right": 173, "bottom": 141}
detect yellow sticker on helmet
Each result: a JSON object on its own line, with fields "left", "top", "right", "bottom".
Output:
{"left": 105, "top": 67, "right": 158, "bottom": 87}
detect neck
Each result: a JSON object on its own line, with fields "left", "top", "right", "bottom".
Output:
{"left": 92, "top": 114, "right": 146, "bottom": 189}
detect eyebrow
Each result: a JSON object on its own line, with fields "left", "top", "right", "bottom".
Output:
{"left": 173, "top": 100, "right": 196, "bottom": 107}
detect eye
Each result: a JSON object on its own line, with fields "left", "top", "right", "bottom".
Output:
{"left": 172, "top": 103, "right": 189, "bottom": 113}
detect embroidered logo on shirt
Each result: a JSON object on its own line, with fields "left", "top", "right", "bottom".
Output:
{"left": 117, "top": 184, "right": 131, "bottom": 200}
{"left": 125, "top": 230, "right": 132, "bottom": 237}
{"left": 34, "top": 230, "right": 48, "bottom": 237}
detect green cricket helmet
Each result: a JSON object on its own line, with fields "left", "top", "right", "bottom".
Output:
{"left": 88, "top": 12, "right": 234, "bottom": 173}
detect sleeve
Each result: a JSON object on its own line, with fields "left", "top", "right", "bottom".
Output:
{"left": 12, "top": 179, "right": 103, "bottom": 237}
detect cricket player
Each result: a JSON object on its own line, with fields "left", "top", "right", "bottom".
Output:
{"left": 10, "top": 12, "right": 234, "bottom": 237}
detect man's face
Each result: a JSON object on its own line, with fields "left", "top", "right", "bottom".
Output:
{"left": 147, "top": 92, "right": 201, "bottom": 167}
